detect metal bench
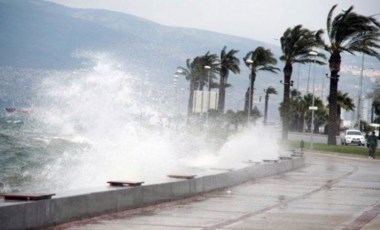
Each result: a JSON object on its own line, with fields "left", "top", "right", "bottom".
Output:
{"left": 0, "top": 193, "right": 55, "bottom": 201}
{"left": 167, "top": 174, "right": 196, "bottom": 180}
{"left": 263, "top": 159, "right": 279, "bottom": 163}
{"left": 107, "top": 181, "right": 144, "bottom": 187}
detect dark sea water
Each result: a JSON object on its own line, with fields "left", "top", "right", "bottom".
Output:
{"left": 0, "top": 111, "right": 88, "bottom": 193}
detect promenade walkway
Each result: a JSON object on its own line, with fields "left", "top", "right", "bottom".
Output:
{"left": 58, "top": 152, "right": 380, "bottom": 230}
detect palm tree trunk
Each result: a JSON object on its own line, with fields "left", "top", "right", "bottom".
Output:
{"left": 327, "top": 52, "right": 341, "bottom": 145}
{"left": 264, "top": 94, "right": 269, "bottom": 125}
{"left": 337, "top": 105, "right": 341, "bottom": 131}
{"left": 218, "top": 71, "right": 226, "bottom": 113}
{"left": 244, "top": 88, "right": 249, "bottom": 111}
{"left": 282, "top": 64, "right": 292, "bottom": 140}
{"left": 249, "top": 72, "right": 256, "bottom": 114}
{"left": 187, "top": 80, "right": 195, "bottom": 117}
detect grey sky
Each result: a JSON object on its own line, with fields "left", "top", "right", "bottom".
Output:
{"left": 49, "top": 0, "right": 379, "bottom": 45}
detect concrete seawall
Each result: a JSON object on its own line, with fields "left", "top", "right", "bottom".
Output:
{"left": 0, "top": 157, "right": 304, "bottom": 230}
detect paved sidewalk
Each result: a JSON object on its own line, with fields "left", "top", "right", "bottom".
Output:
{"left": 58, "top": 152, "right": 380, "bottom": 230}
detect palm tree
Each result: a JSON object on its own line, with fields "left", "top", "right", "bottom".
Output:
{"left": 327, "top": 91, "right": 355, "bottom": 132}
{"left": 314, "top": 106, "right": 329, "bottom": 133}
{"left": 288, "top": 90, "right": 304, "bottom": 131}
{"left": 303, "top": 94, "right": 324, "bottom": 132}
{"left": 337, "top": 91, "right": 355, "bottom": 128}
{"left": 279, "top": 25, "right": 325, "bottom": 140}
{"left": 177, "top": 52, "right": 218, "bottom": 117}
{"left": 177, "top": 59, "right": 195, "bottom": 117}
{"left": 324, "top": 4, "right": 380, "bottom": 145}
{"left": 244, "top": 47, "right": 279, "bottom": 116}
{"left": 263, "top": 86, "right": 278, "bottom": 125}
{"left": 219, "top": 46, "right": 240, "bottom": 113}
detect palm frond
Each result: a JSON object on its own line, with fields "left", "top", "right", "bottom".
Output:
{"left": 265, "top": 86, "right": 278, "bottom": 95}
{"left": 327, "top": 4, "right": 380, "bottom": 59}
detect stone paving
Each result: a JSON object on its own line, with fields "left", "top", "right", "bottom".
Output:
{"left": 58, "top": 152, "right": 380, "bottom": 230}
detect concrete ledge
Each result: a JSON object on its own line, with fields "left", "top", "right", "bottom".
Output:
{"left": 0, "top": 157, "right": 304, "bottom": 230}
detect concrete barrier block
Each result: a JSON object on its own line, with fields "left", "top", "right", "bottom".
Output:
{"left": 25, "top": 200, "right": 52, "bottom": 229}
{"left": 114, "top": 187, "right": 143, "bottom": 211}
{"left": 203, "top": 173, "right": 229, "bottom": 192}
{"left": 142, "top": 182, "right": 173, "bottom": 205}
{"left": 0, "top": 203, "right": 28, "bottom": 230}
{"left": 51, "top": 194, "right": 91, "bottom": 224}
{"left": 192, "top": 177, "right": 205, "bottom": 194}
{"left": 171, "top": 180, "right": 192, "bottom": 199}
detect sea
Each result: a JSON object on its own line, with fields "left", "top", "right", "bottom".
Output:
{"left": 0, "top": 110, "right": 90, "bottom": 193}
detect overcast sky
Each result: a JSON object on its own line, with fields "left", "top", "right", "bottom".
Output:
{"left": 49, "top": 0, "right": 379, "bottom": 45}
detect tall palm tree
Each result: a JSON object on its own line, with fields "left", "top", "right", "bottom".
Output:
{"left": 263, "top": 86, "right": 278, "bottom": 125}
{"left": 219, "top": 46, "right": 240, "bottom": 113}
{"left": 324, "top": 4, "right": 380, "bottom": 145}
{"left": 177, "top": 52, "right": 218, "bottom": 117}
{"left": 177, "top": 59, "right": 195, "bottom": 117}
{"left": 279, "top": 25, "right": 325, "bottom": 140}
{"left": 244, "top": 47, "right": 279, "bottom": 116}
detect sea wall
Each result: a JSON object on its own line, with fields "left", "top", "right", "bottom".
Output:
{"left": 0, "top": 157, "right": 304, "bottom": 230}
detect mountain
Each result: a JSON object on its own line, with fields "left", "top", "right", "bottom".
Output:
{"left": 0, "top": 0, "right": 274, "bottom": 109}
{"left": 0, "top": 0, "right": 271, "bottom": 69}
{"left": 0, "top": 0, "right": 379, "bottom": 122}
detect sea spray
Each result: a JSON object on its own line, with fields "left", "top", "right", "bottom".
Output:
{"left": 0, "top": 53, "right": 282, "bottom": 193}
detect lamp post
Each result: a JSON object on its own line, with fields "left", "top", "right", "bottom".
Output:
{"left": 204, "top": 65, "right": 211, "bottom": 124}
{"left": 306, "top": 59, "right": 312, "bottom": 94}
{"left": 356, "top": 53, "right": 365, "bottom": 130}
{"left": 246, "top": 59, "right": 254, "bottom": 124}
{"left": 296, "top": 63, "right": 301, "bottom": 97}
{"left": 322, "top": 73, "right": 328, "bottom": 103}
{"left": 309, "top": 51, "right": 318, "bottom": 150}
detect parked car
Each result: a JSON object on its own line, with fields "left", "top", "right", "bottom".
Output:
{"left": 341, "top": 129, "right": 366, "bottom": 146}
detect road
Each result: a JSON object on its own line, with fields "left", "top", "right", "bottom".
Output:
{"left": 57, "top": 152, "right": 380, "bottom": 230}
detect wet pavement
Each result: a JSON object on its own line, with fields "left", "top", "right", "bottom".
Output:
{"left": 58, "top": 152, "right": 380, "bottom": 230}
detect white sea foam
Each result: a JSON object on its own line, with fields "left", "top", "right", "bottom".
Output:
{"left": 27, "top": 53, "right": 281, "bottom": 192}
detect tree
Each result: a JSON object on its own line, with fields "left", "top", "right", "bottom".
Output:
{"left": 279, "top": 25, "right": 325, "bottom": 140}
{"left": 314, "top": 106, "right": 329, "bottom": 134}
{"left": 325, "top": 91, "right": 355, "bottom": 133}
{"left": 303, "top": 94, "right": 325, "bottom": 132}
{"left": 219, "top": 46, "right": 240, "bottom": 113}
{"left": 324, "top": 4, "right": 380, "bottom": 145}
{"left": 177, "top": 59, "right": 195, "bottom": 117}
{"left": 263, "top": 86, "right": 278, "bottom": 125}
{"left": 243, "top": 47, "right": 279, "bottom": 116}
{"left": 177, "top": 52, "right": 218, "bottom": 117}
{"left": 337, "top": 91, "right": 355, "bottom": 129}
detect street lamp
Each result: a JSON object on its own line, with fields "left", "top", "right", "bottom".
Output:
{"left": 306, "top": 57, "right": 313, "bottom": 94}
{"left": 309, "top": 51, "right": 318, "bottom": 150}
{"left": 246, "top": 59, "right": 254, "bottom": 123}
{"left": 356, "top": 53, "right": 364, "bottom": 130}
{"left": 204, "top": 65, "right": 211, "bottom": 124}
